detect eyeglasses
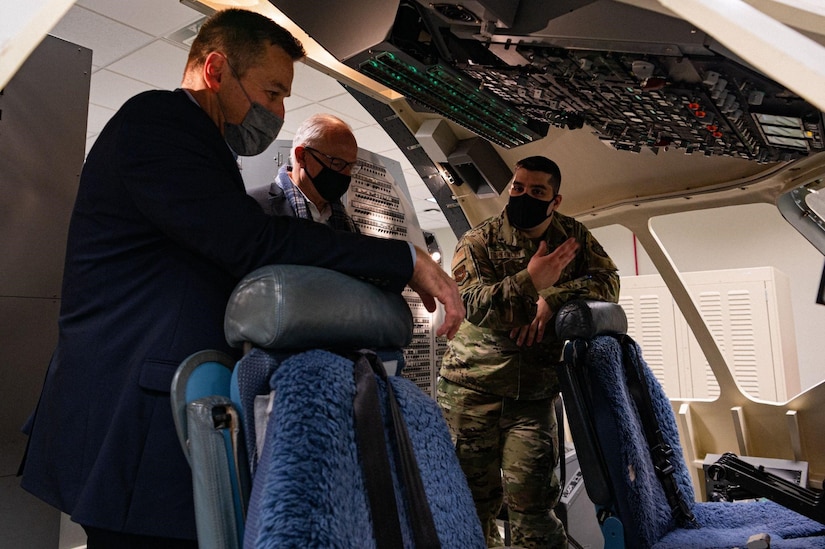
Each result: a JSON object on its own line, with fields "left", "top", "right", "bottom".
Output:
{"left": 305, "top": 147, "right": 361, "bottom": 175}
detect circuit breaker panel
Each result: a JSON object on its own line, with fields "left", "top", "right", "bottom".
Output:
{"left": 346, "top": 149, "right": 441, "bottom": 397}
{"left": 348, "top": 158, "right": 410, "bottom": 240}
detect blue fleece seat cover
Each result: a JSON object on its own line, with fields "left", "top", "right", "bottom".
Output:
{"left": 243, "top": 349, "right": 485, "bottom": 549}
{"left": 586, "top": 336, "right": 825, "bottom": 549}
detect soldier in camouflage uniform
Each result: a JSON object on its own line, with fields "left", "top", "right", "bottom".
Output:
{"left": 438, "top": 156, "right": 619, "bottom": 548}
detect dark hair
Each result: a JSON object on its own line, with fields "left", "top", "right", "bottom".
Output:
{"left": 514, "top": 156, "right": 562, "bottom": 193}
{"left": 186, "top": 8, "right": 305, "bottom": 76}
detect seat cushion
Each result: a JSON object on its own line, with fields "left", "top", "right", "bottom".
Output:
{"left": 653, "top": 500, "right": 825, "bottom": 549}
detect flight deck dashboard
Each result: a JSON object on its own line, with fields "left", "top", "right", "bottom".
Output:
{"left": 337, "top": 0, "right": 825, "bottom": 162}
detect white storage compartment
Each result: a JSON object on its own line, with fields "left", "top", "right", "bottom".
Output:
{"left": 619, "top": 267, "right": 800, "bottom": 401}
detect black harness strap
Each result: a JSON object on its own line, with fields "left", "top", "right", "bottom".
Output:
{"left": 554, "top": 396, "right": 568, "bottom": 531}
{"left": 620, "top": 336, "right": 696, "bottom": 527}
{"left": 353, "top": 354, "right": 404, "bottom": 548}
{"left": 384, "top": 369, "right": 441, "bottom": 549}
{"left": 352, "top": 351, "right": 442, "bottom": 549}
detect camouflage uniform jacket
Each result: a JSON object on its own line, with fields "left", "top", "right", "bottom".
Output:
{"left": 440, "top": 209, "right": 620, "bottom": 400}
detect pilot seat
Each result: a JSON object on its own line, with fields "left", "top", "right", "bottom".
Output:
{"left": 171, "top": 264, "right": 485, "bottom": 549}
{"left": 554, "top": 299, "right": 825, "bottom": 549}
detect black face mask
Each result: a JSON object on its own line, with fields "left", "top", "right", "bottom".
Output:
{"left": 506, "top": 193, "right": 555, "bottom": 229}
{"left": 307, "top": 165, "right": 351, "bottom": 202}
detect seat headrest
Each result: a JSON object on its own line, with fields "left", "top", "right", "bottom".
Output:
{"left": 554, "top": 299, "right": 627, "bottom": 340}
{"left": 225, "top": 265, "right": 413, "bottom": 350}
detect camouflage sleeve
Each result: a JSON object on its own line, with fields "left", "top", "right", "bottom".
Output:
{"left": 452, "top": 232, "right": 538, "bottom": 330}
{"left": 538, "top": 226, "right": 620, "bottom": 314}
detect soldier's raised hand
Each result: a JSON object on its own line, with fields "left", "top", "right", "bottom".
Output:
{"left": 526, "top": 238, "right": 579, "bottom": 291}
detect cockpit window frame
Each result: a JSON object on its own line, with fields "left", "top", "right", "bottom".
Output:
{"left": 777, "top": 178, "right": 825, "bottom": 257}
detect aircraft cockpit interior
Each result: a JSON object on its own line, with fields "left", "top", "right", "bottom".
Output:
{"left": 3, "top": 1, "right": 825, "bottom": 547}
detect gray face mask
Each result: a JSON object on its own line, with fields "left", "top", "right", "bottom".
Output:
{"left": 221, "top": 60, "right": 284, "bottom": 156}
{"left": 224, "top": 101, "right": 283, "bottom": 156}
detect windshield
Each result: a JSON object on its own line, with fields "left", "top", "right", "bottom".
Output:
{"left": 778, "top": 177, "right": 825, "bottom": 256}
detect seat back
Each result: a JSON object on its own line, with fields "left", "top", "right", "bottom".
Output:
{"left": 171, "top": 350, "right": 249, "bottom": 549}
{"left": 224, "top": 264, "right": 413, "bottom": 475}
{"left": 556, "top": 299, "right": 686, "bottom": 548}
{"left": 555, "top": 299, "right": 825, "bottom": 549}
{"left": 174, "top": 264, "right": 484, "bottom": 549}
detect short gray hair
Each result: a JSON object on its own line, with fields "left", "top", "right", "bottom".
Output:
{"left": 290, "top": 113, "right": 353, "bottom": 166}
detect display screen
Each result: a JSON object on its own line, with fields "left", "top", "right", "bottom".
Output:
{"left": 765, "top": 135, "right": 809, "bottom": 149}
{"left": 755, "top": 113, "right": 803, "bottom": 127}
{"left": 762, "top": 125, "right": 806, "bottom": 138}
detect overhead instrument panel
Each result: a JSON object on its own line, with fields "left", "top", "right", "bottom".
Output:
{"left": 272, "top": 0, "right": 824, "bottom": 162}
{"left": 458, "top": 42, "right": 824, "bottom": 162}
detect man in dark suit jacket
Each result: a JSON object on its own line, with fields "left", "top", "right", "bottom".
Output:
{"left": 20, "top": 9, "right": 463, "bottom": 547}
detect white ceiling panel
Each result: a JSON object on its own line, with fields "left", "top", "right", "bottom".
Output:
{"left": 282, "top": 98, "right": 371, "bottom": 136}
{"left": 407, "top": 181, "right": 438, "bottom": 201}
{"left": 406, "top": 174, "right": 449, "bottom": 227}
{"left": 106, "top": 39, "right": 188, "bottom": 89}
{"left": 319, "top": 94, "right": 377, "bottom": 126}
{"left": 317, "top": 106, "right": 372, "bottom": 131}
{"left": 291, "top": 62, "right": 349, "bottom": 102}
{"left": 77, "top": 0, "right": 203, "bottom": 37}
{"left": 278, "top": 129, "right": 296, "bottom": 142}
{"left": 417, "top": 211, "right": 449, "bottom": 231}
{"left": 284, "top": 93, "right": 312, "bottom": 111}
{"left": 373, "top": 146, "right": 415, "bottom": 172}
{"left": 352, "top": 125, "right": 397, "bottom": 154}
{"left": 49, "top": 6, "right": 153, "bottom": 69}
{"left": 89, "top": 69, "right": 154, "bottom": 110}
{"left": 282, "top": 103, "right": 329, "bottom": 134}
{"left": 86, "top": 103, "right": 117, "bottom": 137}
{"left": 86, "top": 134, "right": 100, "bottom": 155}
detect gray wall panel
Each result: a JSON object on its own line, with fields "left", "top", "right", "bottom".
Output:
{"left": 0, "top": 297, "right": 60, "bottom": 440}
{"left": 0, "top": 35, "right": 89, "bottom": 297}
{"left": 0, "top": 35, "right": 91, "bottom": 549}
